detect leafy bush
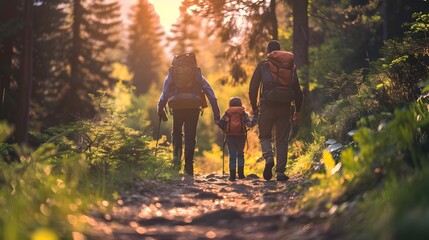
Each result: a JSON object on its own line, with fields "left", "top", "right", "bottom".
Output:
{"left": 304, "top": 96, "right": 429, "bottom": 208}
{"left": 34, "top": 93, "right": 176, "bottom": 192}
{"left": 304, "top": 12, "right": 429, "bottom": 213}
{"left": 287, "top": 132, "right": 326, "bottom": 176}
{"left": 0, "top": 124, "right": 88, "bottom": 240}
{"left": 346, "top": 166, "right": 429, "bottom": 240}
{"left": 0, "top": 93, "right": 175, "bottom": 240}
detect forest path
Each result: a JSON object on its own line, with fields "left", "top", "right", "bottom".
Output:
{"left": 88, "top": 174, "right": 331, "bottom": 240}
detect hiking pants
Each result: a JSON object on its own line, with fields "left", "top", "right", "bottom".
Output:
{"left": 172, "top": 108, "right": 200, "bottom": 176}
{"left": 258, "top": 102, "right": 291, "bottom": 174}
{"left": 226, "top": 135, "right": 246, "bottom": 170}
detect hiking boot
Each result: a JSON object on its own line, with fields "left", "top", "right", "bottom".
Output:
{"left": 184, "top": 149, "right": 194, "bottom": 176}
{"left": 181, "top": 174, "right": 194, "bottom": 184}
{"left": 238, "top": 166, "right": 245, "bottom": 179}
{"left": 173, "top": 147, "right": 182, "bottom": 171}
{"left": 263, "top": 159, "right": 274, "bottom": 181}
{"left": 228, "top": 169, "right": 236, "bottom": 181}
{"left": 276, "top": 172, "right": 289, "bottom": 182}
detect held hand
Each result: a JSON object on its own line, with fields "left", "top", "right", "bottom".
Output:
{"left": 214, "top": 115, "right": 220, "bottom": 123}
{"left": 252, "top": 109, "right": 259, "bottom": 118}
{"left": 158, "top": 110, "right": 168, "bottom": 122}
{"left": 217, "top": 120, "right": 227, "bottom": 130}
{"left": 251, "top": 118, "right": 258, "bottom": 127}
{"left": 292, "top": 112, "right": 300, "bottom": 122}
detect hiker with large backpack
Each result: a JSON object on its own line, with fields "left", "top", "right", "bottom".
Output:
{"left": 249, "top": 40, "right": 304, "bottom": 181}
{"left": 217, "top": 97, "right": 257, "bottom": 181}
{"left": 157, "top": 53, "right": 220, "bottom": 177}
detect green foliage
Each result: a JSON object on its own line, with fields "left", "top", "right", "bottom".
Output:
{"left": 313, "top": 69, "right": 380, "bottom": 141}
{"left": 303, "top": 11, "right": 429, "bottom": 221}
{"left": 315, "top": 10, "right": 429, "bottom": 141}
{"left": 409, "top": 12, "right": 429, "bottom": 34}
{"left": 372, "top": 40, "right": 428, "bottom": 109}
{"left": 287, "top": 132, "right": 325, "bottom": 176}
{"left": 305, "top": 97, "right": 429, "bottom": 208}
{"left": 35, "top": 93, "right": 176, "bottom": 191}
{"left": 354, "top": 167, "right": 429, "bottom": 240}
{"left": 0, "top": 94, "right": 175, "bottom": 239}
{"left": 0, "top": 124, "right": 88, "bottom": 240}
{"left": 32, "top": 0, "right": 122, "bottom": 125}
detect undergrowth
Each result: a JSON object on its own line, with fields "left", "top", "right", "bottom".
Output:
{"left": 300, "top": 12, "right": 429, "bottom": 239}
{"left": 0, "top": 93, "right": 175, "bottom": 240}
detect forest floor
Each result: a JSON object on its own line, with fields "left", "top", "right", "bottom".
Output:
{"left": 87, "top": 173, "right": 339, "bottom": 240}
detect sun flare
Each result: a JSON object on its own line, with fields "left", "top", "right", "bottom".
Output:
{"left": 121, "top": 0, "right": 182, "bottom": 32}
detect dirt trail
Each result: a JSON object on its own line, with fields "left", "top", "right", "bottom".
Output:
{"left": 88, "top": 174, "right": 331, "bottom": 240}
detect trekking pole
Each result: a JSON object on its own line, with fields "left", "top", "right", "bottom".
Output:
{"left": 222, "top": 133, "right": 226, "bottom": 176}
{"left": 154, "top": 117, "right": 162, "bottom": 157}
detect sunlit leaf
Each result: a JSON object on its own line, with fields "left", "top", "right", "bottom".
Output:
{"left": 376, "top": 83, "right": 384, "bottom": 89}
{"left": 323, "top": 150, "right": 336, "bottom": 176}
{"left": 31, "top": 228, "right": 58, "bottom": 240}
{"left": 311, "top": 173, "right": 326, "bottom": 180}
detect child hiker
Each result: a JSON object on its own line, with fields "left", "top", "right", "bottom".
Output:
{"left": 217, "top": 97, "right": 257, "bottom": 181}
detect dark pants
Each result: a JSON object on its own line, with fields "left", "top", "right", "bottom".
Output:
{"left": 258, "top": 102, "right": 291, "bottom": 173}
{"left": 226, "top": 135, "right": 246, "bottom": 170}
{"left": 172, "top": 108, "right": 200, "bottom": 175}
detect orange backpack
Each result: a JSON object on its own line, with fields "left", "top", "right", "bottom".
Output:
{"left": 266, "top": 50, "right": 295, "bottom": 87}
{"left": 225, "top": 106, "right": 246, "bottom": 135}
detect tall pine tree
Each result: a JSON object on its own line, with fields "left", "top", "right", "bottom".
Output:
{"left": 32, "top": 0, "right": 71, "bottom": 127}
{"left": 167, "top": 0, "right": 201, "bottom": 55}
{"left": 0, "top": 0, "right": 19, "bottom": 124}
{"left": 128, "top": 0, "right": 164, "bottom": 95}
{"left": 60, "top": 0, "right": 122, "bottom": 122}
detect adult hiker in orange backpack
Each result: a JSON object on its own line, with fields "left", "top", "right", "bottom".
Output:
{"left": 217, "top": 97, "right": 257, "bottom": 181}
{"left": 249, "top": 40, "right": 304, "bottom": 181}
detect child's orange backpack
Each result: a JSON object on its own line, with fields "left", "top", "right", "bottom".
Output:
{"left": 225, "top": 106, "right": 246, "bottom": 135}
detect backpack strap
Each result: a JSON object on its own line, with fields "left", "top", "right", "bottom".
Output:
{"left": 260, "top": 62, "right": 276, "bottom": 96}
{"left": 242, "top": 113, "right": 250, "bottom": 150}
{"left": 240, "top": 112, "right": 245, "bottom": 134}
{"left": 290, "top": 65, "right": 296, "bottom": 98}
{"left": 226, "top": 112, "right": 231, "bottom": 134}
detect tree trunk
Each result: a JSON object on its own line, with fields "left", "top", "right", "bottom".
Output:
{"left": 71, "top": 0, "right": 82, "bottom": 94}
{"left": 382, "top": 0, "right": 388, "bottom": 40}
{"left": 15, "top": 0, "right": 34, "bottom": 144}
{"left": 270, "top": 0, "right": 278, "bottom": 40}
{"left": 0, "top": 1, "right": 18, "bottom": 122}
{"left": 292, "top": 0, "right": 311, "bottom": 133}
{"left": 292, "top": 0, "right": 308, "bottom": 70}
{"left": 60, "top": 0, "right": 83, "bottom": 122}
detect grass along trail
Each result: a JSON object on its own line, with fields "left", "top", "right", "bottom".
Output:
{"left": 87, "top": 173, "right": 334, "bottom": 240}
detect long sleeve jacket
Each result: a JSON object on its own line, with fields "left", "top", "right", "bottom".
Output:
{"left": 248, "top": 61, "right": 304, "bottom": 112}
{"left": 157, "top": 68, "right": 221, "bottom": 120}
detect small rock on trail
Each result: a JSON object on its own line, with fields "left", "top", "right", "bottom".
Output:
{"left": 192, "top": 209, "right": 242, "bottom": 225}
{"left": 194, "top": 191, "right": 223, "bottom": 200}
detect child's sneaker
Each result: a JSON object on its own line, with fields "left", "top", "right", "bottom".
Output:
{"left": 238, "top": 167, "right": 245, "bottom": 179}
{"left": 228, "top": 169, "right": 236, "bottom": 181}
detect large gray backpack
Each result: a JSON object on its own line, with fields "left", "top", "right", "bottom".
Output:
{"left": 168, "top": 53, "right": 204, "bottom": 109}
